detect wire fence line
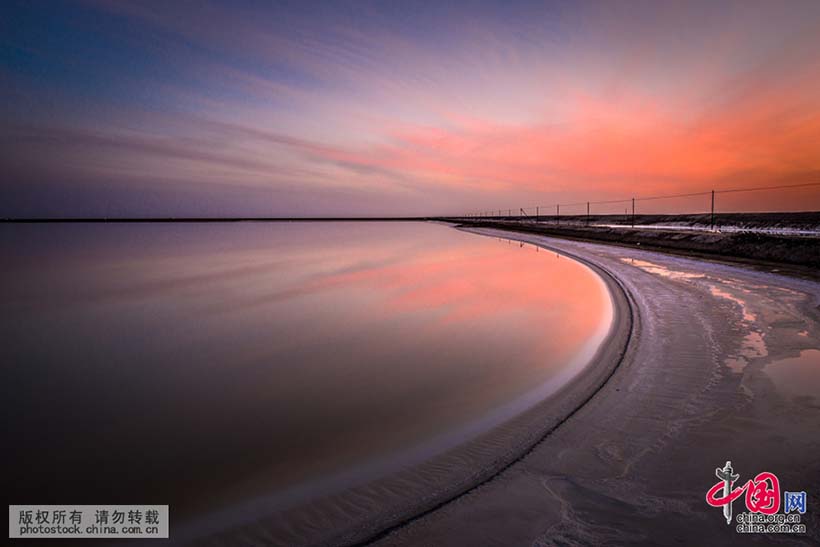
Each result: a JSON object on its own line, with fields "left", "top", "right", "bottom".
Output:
{"left": 459, "top": 181, "right": 820, "bottom": 230}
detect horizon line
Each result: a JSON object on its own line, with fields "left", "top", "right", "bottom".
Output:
{"left": 3, "top": 211, "right": 820, "bottom": 223}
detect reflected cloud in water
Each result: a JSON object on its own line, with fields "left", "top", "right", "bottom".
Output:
{"left": 1, "top": 222, "right": 611, "bottom": 520}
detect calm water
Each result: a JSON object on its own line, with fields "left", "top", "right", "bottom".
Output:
{"left": 1, "top": 222, "right": 611, "bottom": 526}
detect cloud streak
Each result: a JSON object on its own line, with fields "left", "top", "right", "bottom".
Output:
{"left": 2, "top": 0, "right": 820, "bottom": 216}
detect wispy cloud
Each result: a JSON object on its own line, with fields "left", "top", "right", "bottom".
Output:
{"left": 2, "top": 0, "right": 820, "bottom": 215}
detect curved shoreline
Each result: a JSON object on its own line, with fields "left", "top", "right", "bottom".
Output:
{"left": 193, "top": 226, "right": 635, "bottom": 547}
{"left": 378, "top": 227, "right": 820, "bottom": 546}
{"left": 337, "top": 229, "right": 638, "bottom": 546}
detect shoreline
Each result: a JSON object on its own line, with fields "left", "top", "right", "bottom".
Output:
{"left": 377, "top": 227, "right": 820, "bottom": 546}
{"left": 339, "top": 230, "right": 636, "bottom": 546}
{"left": 192, "top": 228, "right": 634, "bottom": 546}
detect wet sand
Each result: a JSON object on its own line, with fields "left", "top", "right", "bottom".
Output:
{"left": 375, "top": 227, "right": 820, "bottom": 546}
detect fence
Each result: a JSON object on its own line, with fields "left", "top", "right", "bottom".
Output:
{"left": 459, "top": 181, "right": 820, "bottom": 231}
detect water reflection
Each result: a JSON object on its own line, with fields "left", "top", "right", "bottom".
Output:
{"left": 765, "top": 349, "right": 820, "bottom": 401}
{"left": 620, "top": 257, "right": 704, "bottom": 280}
{"left": 708, "top": 284, "right": 756, "bottom": 322}
{"left": 725, "top": 331, "right": 768, "bottom": 373}
{"left": 1, "top": 222, "right": 611, "bottom": 521}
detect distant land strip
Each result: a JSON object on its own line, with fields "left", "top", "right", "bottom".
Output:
{"left": 454, "top": 218, "right": 820, "bottom": 272}
{"left": 1, "top": 217, "right": 433, "bottom": 223}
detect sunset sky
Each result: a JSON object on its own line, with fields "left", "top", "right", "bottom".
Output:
{"left": 2, "top": 0, "right": 820, "bottom": 217}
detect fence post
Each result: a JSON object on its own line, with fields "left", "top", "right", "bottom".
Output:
{"left": 711, "top": 190, "right": 715, "bottom": 231}
{"left": 631, "top": 197, "right": 635, "bottom": 228}
{"left": 587, "top": 202, "right": 590, "bottom": 225}
{"left": 556, "top": 204, "right": 560, "bottom": 225}
{"left": 536, "top": 206, "right": 539, "bottom": 221}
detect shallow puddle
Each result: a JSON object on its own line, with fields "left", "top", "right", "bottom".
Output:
{"left": 708, "top": 284, "right": 757, "bottom": 322}
{"left": 725, "top": 331, "right": 769, "bottom": 373}
{"left": 763, "top": 349, "right": 820, "bottom": 400}
{"left": 619, "top": 258, "right": 705, "bottom": 281}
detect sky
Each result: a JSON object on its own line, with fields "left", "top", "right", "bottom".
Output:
{"left": 2, "top": 0, "right": 820, "bottom": 217}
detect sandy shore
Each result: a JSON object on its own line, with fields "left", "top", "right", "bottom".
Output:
{"left": 371, "top": 227, "right": 820, "bottom": 546}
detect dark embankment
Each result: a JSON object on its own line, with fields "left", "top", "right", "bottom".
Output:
{"left": 447, "top": 214, "right": 820, "bottom": 271}
{"left": 634, "top": 211, "right": 820, "bottom": 230}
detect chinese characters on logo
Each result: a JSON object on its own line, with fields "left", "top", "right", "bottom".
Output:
{"left": 705, "top": 461, "right": 807, "bottom": 534}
